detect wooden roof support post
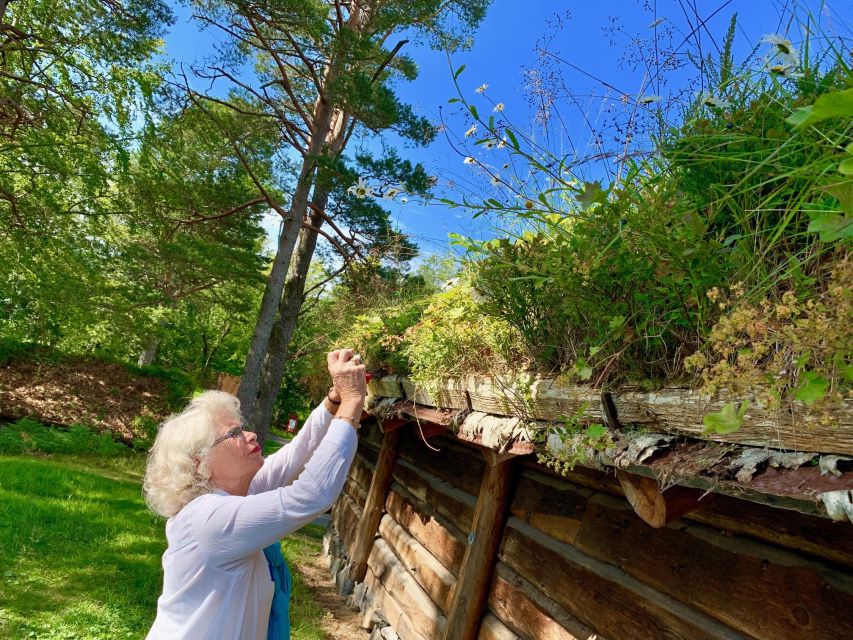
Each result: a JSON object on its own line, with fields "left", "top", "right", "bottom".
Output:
{"left": 443, "top": 450, "right": 518, "bottom": 640}
{"left": 346, "top": 426, "right": 402, "bottom": 588}
{"left": 616, "top": 470, "right": 713, "bottom": 528}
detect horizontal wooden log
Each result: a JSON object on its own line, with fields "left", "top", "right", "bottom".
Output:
{"left": 348, "top": 452, "right": 376, "bottom": 492}
{"left": 386, "top": 485, "right": 467, "bottom": 575}
{"left": 510, "top": 470, "right": 593, "bottom": 545}
{"left": 501, "top": 517, "right": 744, "bottom": 639}
{"left": 489, "top": 562, "right": 599, "bottom": 640}
{"left": 467, "top": 375, "right": 602, "bottom": 422}
{"left": 368, "top": 375, "right": 405, "bottom": 399}
{"left": 367, "top": 537, "right": 447, "bottom": 639}
{"left": 397, "top": 432, "right": 485, "bottom": 497}
{"left": 530, "top": 459, "right": 853, "bottom": 570}
{"left": 685, "top": 493, "right": 853, "bottom": 570}
{"left": 574, "top": 493, "right": 853, "bottom": 640}
{"left": 613, "top": 387, "right": 853, "bottom": 455}
{"left": 478, "top": 612, "right": 520, "bottom": 640}
{"left": 465, "top": 374, "right": 853, "bottom": 455}
{"left": 392, "top": 457, "right": 477, "bottom": 531}
{"left": 343, "top": 477, "right": 368, "bottom": 509}
{"left": 379, "top": 514, "right": 456, "bottom": 613}
{"left": 332, "top": 493, "right": 363, "bottom": 551}
{"left": 359, "top": 420, "right": 384, "bottom": 452}
{"left": 402, "top": 378, "right": 470, "bottom": 409}
{"left": 363, "top": 566, "right": 428, "bottom": 640}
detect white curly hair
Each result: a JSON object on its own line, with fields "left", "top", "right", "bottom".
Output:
{"left": 143, "top": 390, "right": 242, "bottom": 518}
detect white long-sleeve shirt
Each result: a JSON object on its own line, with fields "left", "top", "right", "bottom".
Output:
{"left": 146, "top": 404, "right": 357, "bottom": 640}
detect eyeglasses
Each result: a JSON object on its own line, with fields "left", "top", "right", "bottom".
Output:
{"left": 212, "top": 426, "right": 244, "bottom": 447}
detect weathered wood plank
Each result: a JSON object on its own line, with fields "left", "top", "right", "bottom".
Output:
{"left": 332, "top": 493, "right": 363, "bottom": 551}
{"left": 686, "top": 493, "right": 853, "bottom": 569}
{"left": 385, "top": 485, "right": 467, "bottom": 575}
{"left": 343, "top": 477, "right": 367, "bottom": 509}
{"left": 466, "top": 375, "right": 602, "bottom": 421}
{"left": 488, "top": 562, "right": 599, "bottom": 640}
{"left": 392, "top": 457, "right": 477, "bottom": 531}
{"left": 379, "top": 513, "right": 456, "bottom": 613}
{"left": 368, "top": 375, "right": 405, "bottom": 399}
{"left": 402, "top": 377, "right": 470, "bottom": 409}
{"left": 443, "top": 458, "right": 518, "bottom": 640}
{"left": 397, "top": 432, "right": 485, "bottom": 497}
{"left": 348, "top": 452, "right": 376, "bottom": 493}
{"left": 501, "top": 518, "right": 745, "bottom": 640}
{"left": 477, "top": 613, "right": 520, "bottom": 640}
{"left": 363, "top": 566, "right": 429, "bottom": 640}
{"left": 465, "top": 375, "right": 853, "bottom": 455}
{"left": 367, "top": 537, "right": 447, "bottom": 639}
{"left": 614, "top": 387, "right": 853, "bottom": 455}
{"left": 617, "top": 470, "right": 713, "bottom": 527}
{"left": 510, "top": 470, "right": 593, "bottom": 545}
{"left": 574, "top": 493, "right": 853, "bottom": 640}
{"left": 359, "top": 420, "right": 384, "bottom": 451}
{"left": 348, "top": 427, "right": 402, "bottom": 585}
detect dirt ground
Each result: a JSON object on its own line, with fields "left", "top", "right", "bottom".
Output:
{"left": 296, "top": 551, "right": 371, "bottom": 640}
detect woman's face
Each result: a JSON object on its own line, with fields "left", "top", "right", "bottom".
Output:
{"left": 207, "top": 416, "right": 264, "bottom": 492}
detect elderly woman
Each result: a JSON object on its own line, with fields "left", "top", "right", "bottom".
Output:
{"left": 143, "top": 349, "right": 366, "bottom": 640}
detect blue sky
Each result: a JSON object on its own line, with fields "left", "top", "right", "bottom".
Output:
{"left": 163, "top": 0, "right": 851, "bottom": 262}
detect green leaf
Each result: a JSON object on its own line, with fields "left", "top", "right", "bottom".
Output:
{"left": 786, "top": 88, "right": 853, "bottom": 128}
{"left": 608, "top": 315, "right": 626, "bottom": 330}
{"left": 469, "top": 104, "right": 479, "bottom": 119}
{"left": 577, "top": 181, "right": 608, "bottom": 207}
{"left": 505, "top": 129, "right": 519, "bottom": 150}
{"left": 702, "top": 400, "right": 749, "bottom": 435}
{"left": 575, "top": 358, "right": 593, "bottom": 381}
{"left": 447, "top": 98, "right": 460, "bottom": 104}
{"left": 586, "top": 424, "right": 607, "bottom": 439}
{"left": 453, "top": 64, "right": 466, "bottom": 80}
{"left": 807, "top": 214, "right": 853, "bottom": 242}
{"left": 794, "top": 371, "right": 828, "bottom": 405}
{"left": 839, "top": 157, "right": 853, "bottom": 177}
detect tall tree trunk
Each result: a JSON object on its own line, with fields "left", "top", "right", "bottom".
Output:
{"left": 249, "top": 205, "right": 324, "bottom": 442}
{"left": 137, "top": 336, "right": 160, "bottom": 367}
{"left": 247, "top": 107, "right": 351, "bottom": 440}
{"left": 235, "top": 3, "right": 367, "bottom": 421}
{"left": 138, "top": 314, "right": 168, "bottom": 366}
{"left": 236, "top": 97, "right": 336, "bottom": 415}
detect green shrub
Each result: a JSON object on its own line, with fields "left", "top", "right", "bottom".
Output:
{"left": 405, "top": 282, "right": 526, "bottom": 384}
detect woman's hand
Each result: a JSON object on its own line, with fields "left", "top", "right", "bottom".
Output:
{"left": 326, "top": 349, "right": 366, "bottom": 402}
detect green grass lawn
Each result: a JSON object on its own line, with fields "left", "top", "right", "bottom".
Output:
{"left": 0, "top": 453, "right": 328, "bottom": 639}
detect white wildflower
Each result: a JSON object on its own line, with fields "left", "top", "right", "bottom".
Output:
{"left": 463, "top": 156, "right": 475, "bottom": 165}
{"left": 497, "top": 138, "right": 507, "bottom": 149}
{"left": 483, "top": 139, "right": 497, "bottom": 150}
{"left": 761, "top": 34, "right": 799, "bottom": 67}
{"left": 465, "top": 124, "right": 477, "bottom": 138}
{"left": 493, "top": 102, "right": 505, "bottom": 112}
{"left": 347, "top": 176, "right": 374, "bottom": 198}
{"left": 383, "top": 188, "right": 400, "bottom": 200}
{"left": 767, "top": 63, "right": 803, "bottom": 79}
{"left": 475, "top": 83, "right": 488, "bottom": 93}
{"left": 698, "top": 92, "right": 730, "bottom": 109}
{"left": 400, "top": 197, "right": 409, "bottom": 203}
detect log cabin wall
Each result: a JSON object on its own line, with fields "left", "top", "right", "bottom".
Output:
{"left": 325, "top": 419, "right": 853, "bottom": 640}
